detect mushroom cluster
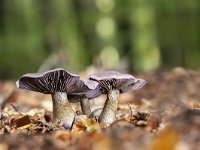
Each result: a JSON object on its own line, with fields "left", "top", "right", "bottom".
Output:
{"left": 16, "top": 68, "right": 146, "bottom": 128}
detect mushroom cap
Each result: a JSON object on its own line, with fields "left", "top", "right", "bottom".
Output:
{"left": 16, "top": 68, "right": 91, "bottom": 94}
{"left": 67, "top": 78, "right": 101, "bottom": 103}
{"left": 120, "top": 79, "right": 147, "bottom": 93}
{"left": 89, "top": 71, "right": 147, "bottom": 93}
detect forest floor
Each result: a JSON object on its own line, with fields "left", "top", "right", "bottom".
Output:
{"left": 0, "top": 67, "right": 200, "bottom": 150}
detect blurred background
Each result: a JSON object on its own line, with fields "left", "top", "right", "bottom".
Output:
{"left": 0, "top": 0, "right": 199, "bottom": 79}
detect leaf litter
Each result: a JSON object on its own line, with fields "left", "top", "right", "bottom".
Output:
{"left": 0, "top": 67, "right": 200, "bottom": 150}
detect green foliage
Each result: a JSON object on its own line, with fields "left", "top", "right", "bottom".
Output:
{"left": 0, "top": 0, "right": 199, "bottom": 78}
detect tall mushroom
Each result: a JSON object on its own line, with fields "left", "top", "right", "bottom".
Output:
{"left": 67, "top": 78, "right": 101, "bottom": 117}
{"left": 89, "top": 71, "right": 147, "bottom": 124}
{"left": 16, "top": 68, "right": 91, "bottom": 129}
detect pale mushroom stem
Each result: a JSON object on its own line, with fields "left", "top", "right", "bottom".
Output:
{"left": 80, "top": 98, "right": 91, "bottom": 117}
{"left": 51, "top": 92, "right": 76, "bottom": 129}
{"left": 99, "top": 90, "right": 120, "bottom": 124}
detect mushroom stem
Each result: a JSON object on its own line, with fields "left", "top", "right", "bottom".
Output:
{"left": 51, "top": 92, "right": 76, "bottom": 129}
{"left": 99, "top": 90, "right": 120, "bottom": 124}
{"left": 80, "top": 98, "right": 91, "bottom": 117}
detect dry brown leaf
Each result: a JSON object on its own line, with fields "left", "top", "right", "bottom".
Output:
{"left": 146, "top": 128, "right": 178, "bottom": 150}
{"left": 146, "top": 116, "right": 159, "bottom": 131}
{"left": 15, "top": 115, "right": 31, "bottom": 128}
{"left": 54, "top": 130, "right": 71, "bottom": 142}
{"left": 73, "top": 115, "right": 104, "bottom": 133}
{"left": 94, "top": 134, "right": 112, "bottom": 150}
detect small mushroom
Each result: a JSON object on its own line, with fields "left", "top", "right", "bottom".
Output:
{"left": 67, "top": 78, "right": 101, "bottom": 117}
{"left": 89, "top": 71, "right": 147, "bottom": 124}
{"left": 16, "top": 68, "right": 91, "bottom": 129}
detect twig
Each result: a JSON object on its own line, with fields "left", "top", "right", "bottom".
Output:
{"left": 128, "top": 103, "right": 133, "bottom": 119}
{"left": 10, "top": 104, "right": 23, "bottom": 115}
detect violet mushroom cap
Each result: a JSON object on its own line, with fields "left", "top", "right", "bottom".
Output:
{"left": 16, "top": 68, "right": 90, "bottom": 94}
{"left": 16, "top": 68, "right": 92, "bottom": 129}
{"left": 89, "top": 71, "right": 147, "bottom": 124}
{"left": 67, "top": 78, "right": 101, "bottom": 117}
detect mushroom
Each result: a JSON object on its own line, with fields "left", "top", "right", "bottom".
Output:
{"left": 16, "top": 68, "right": 92, "bottom": 129}
{"left": 67, "top": 78, "right": 101, "bottom": 117}
{"left": 89, "top": 71, "right": 147, "bottom": 124}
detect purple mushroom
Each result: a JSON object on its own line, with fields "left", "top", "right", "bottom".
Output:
{"left": 16, "top": 68, "right": 91, "bottom": 129}
{"left": 89, "top": 71, "right": 147, "bottom": 124}
{"left": 67, "top": 78, "right": 101, "bottom": 117}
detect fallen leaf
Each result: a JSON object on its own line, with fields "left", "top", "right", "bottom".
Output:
{"left": 94, "top": 134, "right": 112, "bottom": 150}
{"left": 15, "top": 115, "right": 31, "bottom": 129}
{"left": 146, "top": 116, "right": 159, "bottom": 131}
{"left": 146, "top": 128, "right": 178, "bottom": 150}
{"left": 54, "top": 130, "right": 71, "bottom": 142}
